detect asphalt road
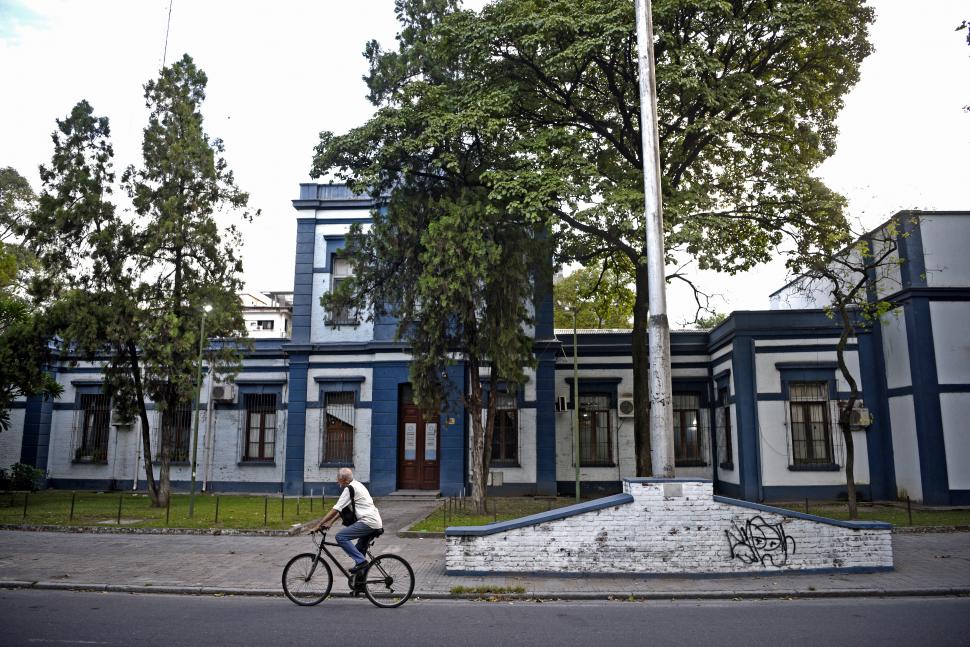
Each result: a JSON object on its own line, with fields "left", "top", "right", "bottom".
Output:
{"left": 3, "top": 589, "right": 969, "bottom": 647}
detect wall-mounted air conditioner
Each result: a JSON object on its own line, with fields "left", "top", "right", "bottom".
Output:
{"left": 618, "top": 394, "right": 635, "bottom": 418}
{"left": 110, "top": 410, "right": 134, "bottom": 428}
{"left": 211, "top": 383, "right": 237, "bottom": 403}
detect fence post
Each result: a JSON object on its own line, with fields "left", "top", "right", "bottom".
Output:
{"left": 22, "top": 492, "right": 28, "bottom": 523}
{"left": 281, "top": 494, "right": 285, "bottom": 521}
{"left": 310, "top": 489, "right": 314, "bottom": 513}
{"left": 215, "top": 496, "right": 220, "bottom": 524}
{"left": 165, "top": 497, "right": 171, "bottom": 526}
{"left": 493, "top": 498, "right": 497, "bottom": 523}
{"left": 117, "top": 494, "right": 123, "bottom": 524}
{"left": 69, "top": 491, "right": 76, "bottom": 522}
{"left": 297, "top": 496, "right": 301, "bottom": 517}
{"left": 907, "top": 496, "right": 913, "bottom": 526}
{"left": 263, "top": 496, "right": 268, "bottom": 526}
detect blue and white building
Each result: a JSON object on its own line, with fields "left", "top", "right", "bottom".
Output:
{"left": 4, "top": 185, "right": 968, "bottom": 505}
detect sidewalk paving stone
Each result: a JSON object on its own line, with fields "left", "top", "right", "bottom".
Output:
{"left": 1, "top": 498, "right": 968, "bottom": 600}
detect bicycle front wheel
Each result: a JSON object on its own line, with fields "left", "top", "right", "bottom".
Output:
{"left": 282, "top": 553, "right": 333, "bottom": 606}
{"left": 363, "top": 554, "right": 415, "bottom": 608}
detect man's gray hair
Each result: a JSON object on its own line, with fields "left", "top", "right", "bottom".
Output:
{"left": 338, "top": 467, "right": 354, "bottom": 482}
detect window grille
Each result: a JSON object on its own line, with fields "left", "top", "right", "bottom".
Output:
{"left": 327, "top": 257, "right": 358, "bottom": 326}
{"left": 256, "top": 320, "right": 274, "bottom": 331}
{"left": 154, "top": 402, "right": 193, "bottom": 462}
{"left": 715, "top": 388, "right": 733, "bottom": 467}
{"left": 490, "top": 392, "right": 518, "bottom": 465}
{"left": 673, "top": 393, "right": 707, "bottom": 466}
{"left": 787, "top": 382, "right": 842, "bottom": 467}
{"left": 243, "top": 393, "right": 277, "bottom": 462}
{"left": 322, "top": 391, "right": 355, "bottom": 464}
{"left": 73, "top": 393, "right": 110, "bottom": 463}
{"left": 579, "top": 393, "right": 613, "bottom": 466}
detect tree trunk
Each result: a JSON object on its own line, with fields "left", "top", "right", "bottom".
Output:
{"left": 467, "top": 354, "right": 487, "bottom": 514}
{"left": 834, "top": 318, "right": 858, "bottom": 519}
{"left": 128, "top": 341, "right": 159, "bottom": 506}
{"left": 632, "top": 257, "right": 652, "bottom": 476}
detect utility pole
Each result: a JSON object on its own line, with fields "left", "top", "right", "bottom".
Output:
{"left": 634, "top": 0, "right": 675, "bottom": 477}
{"left": 573, "top": 310, "right": 581, "bottom": 502}
{"left": 188, "top": 304, "right": 212, "bottom": 517}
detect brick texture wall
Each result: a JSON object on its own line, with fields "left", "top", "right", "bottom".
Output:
{"left": 446, "top": 479, "right": 892, "bottom": 575}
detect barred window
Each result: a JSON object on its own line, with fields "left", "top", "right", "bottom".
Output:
{"left": 579, "top": 394, "right": 613, "bottom": 466}
{"left": 327, "top": 257, "right": 357, "bottom": 326}
{"left": 243, "top": 393, "right": 277, "bottom": 462}
{"left": 74, "top": 393, "right": 110, "bottom": 463}
{"left": 490, "top": 392, "right": 518, "bottom": 465}
{"left": 673, "top": 393, "right": 705, "bottom": 466}
{"left": 789, "top": 382, "right": 834, "bottom": 466}
{"left": 158, "top": 401, "right": 192, "bottom": 462}
{"left": 715, "top": 388, "right": 733, "bottom": 467}
{"left": 322, "top": 391, "right": 355, "bottom": 464}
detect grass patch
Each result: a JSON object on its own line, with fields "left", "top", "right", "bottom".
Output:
{"left": 777, "top": 502, "right": 970, "bottom": 527}
{"left": 411, "top": 496, "right": 586, "bottom": 532}
{"left": 0, "top": 490, "right": 334, "bottom": 530}
{"left": 451, "top": 585, "right": 526, "bottom": 595}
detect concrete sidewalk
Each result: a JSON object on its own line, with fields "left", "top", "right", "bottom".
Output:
{"left": 1, "top": 498, "right": 968, "bottom": 600}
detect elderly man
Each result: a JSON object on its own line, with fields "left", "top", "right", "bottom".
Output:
{"left": 309, "top": 467, "right": 383, "bottom": 573}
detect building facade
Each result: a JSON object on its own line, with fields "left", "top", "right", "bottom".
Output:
{"left": 4, "top": 186, "right": 968, "bottom": 505}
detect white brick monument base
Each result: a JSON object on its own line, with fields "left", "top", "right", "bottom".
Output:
{"left": 445, "top": 479, "right": 893, "bottom": 576}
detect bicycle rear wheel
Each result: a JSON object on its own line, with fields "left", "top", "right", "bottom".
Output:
{"left": 362, "top": 554, "right": 414, "bottom": 608}
{"left": 282, "top": 553, "right": 333, "bottom": 606}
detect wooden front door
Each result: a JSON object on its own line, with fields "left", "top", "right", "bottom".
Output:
{"left": 397, "top": 401, "right": 440, "bottom": 490}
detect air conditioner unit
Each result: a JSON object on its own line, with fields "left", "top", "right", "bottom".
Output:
{"left": 110, "top": 410, "right": 134, "bottom": 428}
{"left": 211, "top": 383, "right": 237, "bottom": 403}
{"left": 849, "top": 407, "right": 873, "bottom": 427}
{"left": 618, "top": 394, "right": 635, "bottom": 417}
{"left": 556, "top": 396, "right": 568, "bottom": 412}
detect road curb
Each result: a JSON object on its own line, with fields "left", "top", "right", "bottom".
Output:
{"left": 3, "top": 580, "right": 968, "bottom": 601}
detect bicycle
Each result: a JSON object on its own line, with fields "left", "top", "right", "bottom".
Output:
{"left": 282, "top": 527, "right": 415, "bottom": 608}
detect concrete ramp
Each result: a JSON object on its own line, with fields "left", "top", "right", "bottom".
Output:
{"left": 446, "top": 479, "right": 892, "bottom": 576}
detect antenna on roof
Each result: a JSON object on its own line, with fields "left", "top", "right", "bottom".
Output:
{"left": 162, "top": 0, "right": 174, "bottom": 67}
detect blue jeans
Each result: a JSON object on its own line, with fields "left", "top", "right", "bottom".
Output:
{"left": 335, "top": 521, "right": 378, "bottom": 566}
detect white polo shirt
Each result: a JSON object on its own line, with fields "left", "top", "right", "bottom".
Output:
{"left": 333, "top": 480, "right": 382, "bottom": 529}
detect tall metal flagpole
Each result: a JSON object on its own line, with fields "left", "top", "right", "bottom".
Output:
{"left": 634, "top": 0, "right": 675, "bottom": 477}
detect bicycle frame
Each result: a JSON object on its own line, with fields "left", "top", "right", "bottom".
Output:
{"left": 308, "top": 531, "right": 374, "bottom": 585}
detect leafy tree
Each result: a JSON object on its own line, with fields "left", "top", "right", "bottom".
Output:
{"left": 461, "top": 0, "right": 873, "bottom": 476}
{"left": 554, "top": 257, "right": 635, "bottom": 329}
{"left": 786, "top": 216, "right": 911, "bottom": 518}
{"left": 694, "top": 312, "right": 727, "bottom": 330}
{"left": 313, "top": 0, "right": 552, "bottom": 511}
{"left": 27, "top": 56, "right": 255, "bottom": 506}
{"left": 0, "top": 167, "right": 62, "bottom": 431}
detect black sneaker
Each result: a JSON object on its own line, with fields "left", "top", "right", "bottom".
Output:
{"left": 349, "top": 561, "right": 368, "bottom": 574}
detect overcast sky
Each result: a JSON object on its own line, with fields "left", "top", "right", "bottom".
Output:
{"left": 2, "top": 0, "right": 968, "bottom": 326}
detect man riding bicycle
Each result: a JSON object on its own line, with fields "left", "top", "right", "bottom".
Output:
{"left": 308, "top": 467, "right": 383, "bottom": 574}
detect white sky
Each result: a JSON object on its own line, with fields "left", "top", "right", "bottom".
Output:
{"left": 2, "top": 0, "right": 968, "bottom": 326}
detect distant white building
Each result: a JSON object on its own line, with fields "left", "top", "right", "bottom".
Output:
{"left": 240, "top": 291, "right": 292, "bottom": 339}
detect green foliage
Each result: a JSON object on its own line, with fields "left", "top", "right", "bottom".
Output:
{"left": 694, "top": 312, "right": 728, "bottom": 330}
{"left": 554, "top": 258, "right": 635, "bottom": 329}
{"left": 24, "top": 56, "right": 255, "bottom": 504}
{"left": 0, "top": 463, "right": 44, "bottom": 491}
{"left": 0, "top": 167, "right": 63, "bottom": 430}
{"left": 314, "top": 1, "right": 560, "bottom": 509}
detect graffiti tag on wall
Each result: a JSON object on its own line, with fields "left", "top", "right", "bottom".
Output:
{"left": 725, "top": 515, "right": 796, "bottom": 567}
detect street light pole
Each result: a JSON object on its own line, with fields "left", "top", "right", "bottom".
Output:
{"left": 573, "top": 309, "right": 580, "bottom": 503}
{"left": 188, "top": 304, "right": 212, "bottom": 517}
{"left": 634, "top": 0, "right": 675, "bottom": 477}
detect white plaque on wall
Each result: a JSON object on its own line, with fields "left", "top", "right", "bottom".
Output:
{"left": 404, "top": 423, "right": 417, "bottom": 460}
{"left": 425, "top": 423, "right": 437, "bottom": 461}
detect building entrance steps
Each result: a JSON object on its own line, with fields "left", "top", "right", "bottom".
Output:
{"left": 384, "top": 490, "right": 441, "bottom": 501}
